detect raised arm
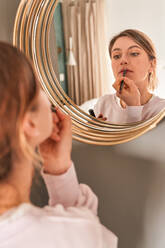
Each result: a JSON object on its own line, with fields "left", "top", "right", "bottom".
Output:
{"left": 39, "top": 108, "right": 98, "bottom": 214}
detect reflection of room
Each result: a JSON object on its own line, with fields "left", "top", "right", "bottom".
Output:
{"left": 105, "top": 0, "right": 165, "bottom": 99}
{"left": 52, "top": 0, "right": 165, "bottom": 112}
{"left": 52, "top": 3, "right": 68, "bottom": 94}
{"left": 53, "top": 0, "right": 111, "bottom": 106}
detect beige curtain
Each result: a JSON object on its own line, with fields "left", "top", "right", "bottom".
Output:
{"left": 61, "top": 0, "right": 110, "bottom": 105}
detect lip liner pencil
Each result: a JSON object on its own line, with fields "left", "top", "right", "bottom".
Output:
{"left": 51, "top": 105, "right": 57, "bottom": 113}
{"left": 119, "top": 70, "right": 127, "bottom": 94}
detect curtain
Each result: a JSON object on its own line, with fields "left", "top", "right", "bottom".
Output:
{"left": 61, "top": 0, "right": 111, "bottom": 105}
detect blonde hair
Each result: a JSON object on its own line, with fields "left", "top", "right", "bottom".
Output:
{"left": 0, "top": 42, "right": 41, "bottom": 180}
{"left": 109, "top": 29, "right": 158, "bottom": 91}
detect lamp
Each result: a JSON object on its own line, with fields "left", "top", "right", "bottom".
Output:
{"left": 67, "top": 37, "right": 76, "bottom": 66}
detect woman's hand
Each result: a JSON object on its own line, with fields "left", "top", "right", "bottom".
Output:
{"left": 113, "top": 76, "right": 141, "bottom": 106}
{"left": 97, "top": 114, "right": 107, "bottom": 121}
{"left": 39, "top": 108, "right": 72, "bottom": 175}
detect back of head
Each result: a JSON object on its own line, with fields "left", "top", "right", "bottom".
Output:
{"left": 109, "top": 29, "right": 157, "bottom": 91}
{"left": 0, "top": 42, "right": 39, "bottom": 180}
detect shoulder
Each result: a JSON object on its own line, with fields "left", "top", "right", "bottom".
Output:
{"left": 1, "top": 203, "right": 97, "bottom": 225}
{"left": 0, "top": 204, "right": 117, "bottom": 248}
{"left": 147, "top": 95, "right": 165, "bottom": 110}
{"left": 94, "top": 94, "right": 116, "bottom": 117}
{"left": 97, "top": 94, "right": 115, "bottom": 102}
{"left": 21, "top": 203, "right": 97, "bottom": 222}
{"left": 95, "top": 94, "right": 115, "bottom": 108}
{"left": 23, "top": 205, "right": 104, "bottom": 246}
{"left": 142, "top": 95, "right": 165, "bottom": 119}
{"left": 10, "top": 204, "right": 100, "bottom": 236}
{"left": 151, "top": 95, "right": 165, "bottom": 102}
{"left": 30, "top": 205, "right": 117, "bottom": 247}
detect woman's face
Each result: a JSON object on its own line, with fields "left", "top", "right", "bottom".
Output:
{"left": 37, "top": 90, "right": 53, "bottom": 139}
{"left": 34, "top": 90, "right": 54, "bottom": 144}
{"left": 111, "top": 36, "right": 153, "bottom": 88}
{"left": 24, "top": 89, "right": 61, "bottom": 146}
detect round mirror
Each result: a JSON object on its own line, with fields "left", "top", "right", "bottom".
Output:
{"left": 13, "top": 0, "right": 165, "bottom": 145}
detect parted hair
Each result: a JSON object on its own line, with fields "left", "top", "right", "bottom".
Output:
{"left": 109, "top": 29, "right": 158, "bottom": 91}
{"left": 0, "top": 42, "right": 40, "bottom": 180}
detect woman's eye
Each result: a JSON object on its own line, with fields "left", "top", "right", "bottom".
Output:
{"left": 130, "top": 52, "right": 140, "bottom": 57}
{"left": 113, "top": 54, "right": 121, "bottom": 60}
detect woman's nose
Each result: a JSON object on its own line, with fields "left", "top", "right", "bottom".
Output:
{"left": 120, "top": 54, "right": 128, "bottom": 65}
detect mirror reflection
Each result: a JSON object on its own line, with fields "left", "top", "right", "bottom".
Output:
{"left": 49, "top": 0, "right": 165, "bottom": 124}
{"left": 93, "top": 29, "right": 165, "bottom": 124}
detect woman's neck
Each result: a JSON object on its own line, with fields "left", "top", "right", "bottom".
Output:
{"left": 0, "top": 183, "right": 21, "bottom": 214}
{"left": 0, "top": 159, "right": 33, "bottom": 215}
{"left": 139, "top": 89, "right": 153, "bottom": 105}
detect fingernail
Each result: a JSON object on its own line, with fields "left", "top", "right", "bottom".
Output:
{"left": 51, "top": 106, "right": 56, "bottom": 113}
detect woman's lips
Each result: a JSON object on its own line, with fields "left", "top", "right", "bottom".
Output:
{"left": 120, "top": 69, "right": 133, "bottom": 74}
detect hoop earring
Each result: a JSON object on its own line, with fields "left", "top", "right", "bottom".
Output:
{"left": 148, "top": 72, "right": 153, "bottom": 83}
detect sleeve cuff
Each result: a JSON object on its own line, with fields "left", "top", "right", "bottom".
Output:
{"left": 41, "top": 162, "right": 79, "bottom": 207}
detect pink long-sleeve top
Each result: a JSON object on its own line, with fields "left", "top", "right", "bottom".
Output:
{"left": 94, "top": 93, "right": 165, "bottom": 124}
{"left": 0, "top": 164, "right": 117, "bottom": 248}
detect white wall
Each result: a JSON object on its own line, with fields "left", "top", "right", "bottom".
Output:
{"left": 105, "top": 0, "right": 165, "bottom": 97}
{"left": 0, "top": 0, "right": 20, "bottom": 43}
{"left": 106, "top": 0, "right": 165, "bottom": 61}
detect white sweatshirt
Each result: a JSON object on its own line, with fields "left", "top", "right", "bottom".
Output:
{"left": 94, "top": 94, "right": 165, "bottom": 124}
{"left": 0, "top": 164, "right": 117, "bottom": 248}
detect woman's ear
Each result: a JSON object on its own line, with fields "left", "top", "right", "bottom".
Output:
{"left": 150, "top": 58, "right": 156, "bottom": 72}
{"left": 22, "top": 111, "right": 40, "bottom": 138}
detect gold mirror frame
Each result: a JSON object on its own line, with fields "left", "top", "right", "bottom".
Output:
{"left": 13, "top": 0, "right": 165, "bottom": 145}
